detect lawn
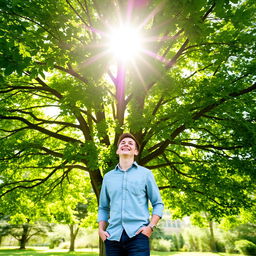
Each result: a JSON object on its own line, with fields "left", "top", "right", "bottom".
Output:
{"left": 151, "top": 252, "right": 240, "bottom": 256}
{"left": 0, "top": 248, "right": 242, "bottom": 256}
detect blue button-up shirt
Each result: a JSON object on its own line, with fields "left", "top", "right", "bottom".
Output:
{"left": 97, "top": 162, "right": 164, "bottom": 241}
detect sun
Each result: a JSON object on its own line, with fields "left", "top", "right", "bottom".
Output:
{"left": 107, "top": 24, "right": 143, "bottom": 63}
{"left": 82, "top": 2, "right": 168, "bottom": 74}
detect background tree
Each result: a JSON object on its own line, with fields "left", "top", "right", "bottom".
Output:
{"left": 0, "top": 224, "right": 9, "bottom": 247}
{"left": 0, "top": 214, "right": 10, "bottom": 246}
{"left": 7, "top": 217, "right": 52, "bottom": 250}
{"left": 0, "top": 0, "right": 255, "bottom": 254}
{"left": 48, "top": 201, "right": 88, "bottom": 252}
{"left": 43, "top": 165, "right": 94, "bottom": 252}
{"left": 69, "top": 203, "right": 88, "bottom": 252}
{"left": 0, "top": 184, "right": 54, "bottom": 249}
{"left": 190, "top": 212, "right": 218, "bottom": 252}
{"left": 0, "top": 163, "right": 92, "bottom": 250}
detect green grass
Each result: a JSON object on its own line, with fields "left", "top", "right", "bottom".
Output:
{"left": 0, "top": 248, "right": 98, "bottom": 256}
{"left": 151, "top": 252, "right": 240, "bottom": 256}
{"left": 0, "top": 248, "right": 241, "bottom": 256}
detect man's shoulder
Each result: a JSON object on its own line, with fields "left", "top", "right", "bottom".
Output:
{"left": 136, "top": 164, "right": 151, "bottom": 174}
{"left": 103, "top": 168, "right": 116, "bottom": 178}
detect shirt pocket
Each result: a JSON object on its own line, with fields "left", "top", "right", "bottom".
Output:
{"left": 128, "top": 180, "right": 146, "bottom": 196}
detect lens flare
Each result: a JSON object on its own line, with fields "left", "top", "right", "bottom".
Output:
{"left": 108, "top": 25, "right": 143, "bottom": 62}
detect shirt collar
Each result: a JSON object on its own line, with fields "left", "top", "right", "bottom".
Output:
{"left": 115, "top": 161, "right": 138, "bottom": 171}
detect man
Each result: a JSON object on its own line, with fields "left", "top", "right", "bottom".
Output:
{"left": 98, "top": 133, "right": 164, "bottom": 256}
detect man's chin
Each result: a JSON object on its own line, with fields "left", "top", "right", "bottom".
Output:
{"left": 120, "top": 152, "right": 133, "bottom": 156}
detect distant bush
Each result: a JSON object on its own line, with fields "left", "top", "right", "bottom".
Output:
{"left": 168, "top": 233, "right": 184, "bottom": 251}
{"left": 221, "top": 230, "right": 240, "bottom": 253}
{"left": 151, "top": 227, "right": 184, "bottom": 252}
{"left": 235, "top": 240, "right": 256, "bottom": 255}
{"left": 182, "top": 227, "right": 212, "bottom": 252}
{"left": 83, "top": 229, "right": 98, "bottom": 248}
{"left": 59, "top": 241, "right": 69, "bottom": 249}
{"left": 151, "top": 239, "right": 170, "bottom": 251}
{"left": 221, "top": 223, "right": 256, "bottom": 253}
{"left": 48, "top": 236, "right": 65, "bottom": 249}
{"left": 215, "top": 240, "right": 225, "bottom": 252}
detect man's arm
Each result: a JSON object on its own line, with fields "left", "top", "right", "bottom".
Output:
{"left": 97, "top": 179, "right": 110, "bottom": 241}
{"left": 149, "top": 214, "right": 161, "bottom": 228}
{"left": 137, "top": 171, "right": 164, "bottom": 237}
{"left": 146, "top": 171, "right": 164, "bottom": 217}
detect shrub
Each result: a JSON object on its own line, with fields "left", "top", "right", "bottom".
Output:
{"left": 182, "top": 226, "right": 223, "bottom": 252}
{"left": 83, "top": 229, "right": 98, "bottom": 249}
{"left": 169, "top": 233, "right": 185, "bottom": 251}
{"left": 221, "top": 231, "right": 238, "bottom": 253}
{"left": 182, "top": 227, "right": 203, "bottom": 252}
{"left": 235, "top": 240, "right": 256, "bottom": 255}
{"left": 220, "top": 222, "right": 256, "bottom": 253}
{"left": 151, "top": 239, "right": 170, "bottom": 252}
{"left": 48, "top": 236, "right": 64, "bottom": 249}
{"left": 215, "top": 240, "right": 225, "bottom": 252}
{"left": 169, "top": 239, "right": 177, "bottom": 251}
{"left": 59, "top": 241, "right": 69, "bottom": 249}
{"left": 177, "top": 233, "right": 185, "bottom": 249}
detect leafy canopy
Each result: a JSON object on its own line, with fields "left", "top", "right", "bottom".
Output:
{"left": 0, "top": 0, "right": 255, "bottom": 221}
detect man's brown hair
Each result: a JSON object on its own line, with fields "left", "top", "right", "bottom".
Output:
{"left": 117, "top": 133, "right": 140, "bottom": 151}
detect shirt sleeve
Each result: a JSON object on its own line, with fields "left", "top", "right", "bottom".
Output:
{"left": 97, "top": 177, "right": 110, "bottom": 222}
{"left": 146, "top": 171, "right": 164, "bottom": 217}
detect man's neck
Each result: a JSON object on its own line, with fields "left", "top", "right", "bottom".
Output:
{"left": 119, "top": 157, "right": 134, "bottom": 171}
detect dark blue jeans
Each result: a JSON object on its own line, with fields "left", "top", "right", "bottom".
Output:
{"left": 105, "top": 230, "right": 150, "bottom": 256}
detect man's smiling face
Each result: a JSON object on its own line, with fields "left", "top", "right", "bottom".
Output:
{"left": 116, "top": 137, "right": 138, "bottom": 157}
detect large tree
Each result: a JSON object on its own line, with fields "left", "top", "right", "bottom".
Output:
{"left": 0, "top": 0, "right": 255, "bottom": 249}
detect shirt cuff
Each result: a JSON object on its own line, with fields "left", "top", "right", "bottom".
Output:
{"left": 152, "top": 203, "right": 164, "bottom": 218}
{"left": 97, "top": 210, "right": 109, "bottom": 222}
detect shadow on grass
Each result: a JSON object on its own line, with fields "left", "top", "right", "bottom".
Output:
{"left": 0, "top": 249, "right": 98, "bottom": 256}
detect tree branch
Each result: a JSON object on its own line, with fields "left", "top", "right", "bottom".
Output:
{"left": 43, "top": 168, "right": 72, "bottom": 197}
{"left": 175, "top": 141, "right": 243, "bottom": 151}
{"left": 34, "top": 76, "right": 92, "bottom": 141}
{"left": 0, "top": 115, "right": 82, "bottom": 143}
{"left": 0, "top": 127, "right": 27, "bottom": 140}
{"left": 163, "top": 153, "right": 198, "bottom": 179}
{"left": 141, "top": 82, "right": 256, "bottom": 164}
{"left": 145, "top": 162, "right": 184, "bottom": 169}
{"left": 166, "top": 39, "right": 190, "bottom": 69}
{"left": 0, "top": 161, "right": 68, "bottom": 198}
{"left": 185, "top": 63, "right": 214, "bottom": 80}
{"left": 55, "top": 64, "right": 89, "bottom": 84}
{"left": 65, "top": 0, "right": 90, "bottom": 27}
{"left": 192, "top": 82, "right": 256, "bottom": 120}
{"left": 8, "top": 109, "right": 81, "bottom": 129}
{"left": 0, "top": 10, "right": 60, "bottom": 41}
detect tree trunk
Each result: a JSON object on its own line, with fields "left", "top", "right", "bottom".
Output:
{"left": 19, "top": 223, "right": 29, "bottom": 250}
{"left": 99, "top": 237, "right": 106, "bottom": 256}
{"left": 116, "top": 62, "right": 126, "bottom": 126}
{"left": 89, "top": 169, "right": 104, "bottom": 256}
{"left": 209, "top": 220, "right": 217, "bottom": 252}
{"left": 69, "top": 224, "right": 79, "bottom": 252}
{"left": 89, "top": 169, "right": 103, "bottom": 203}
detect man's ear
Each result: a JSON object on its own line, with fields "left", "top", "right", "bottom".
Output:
{"left": 134, "top": 150, "right": 139, "bottom": 156}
